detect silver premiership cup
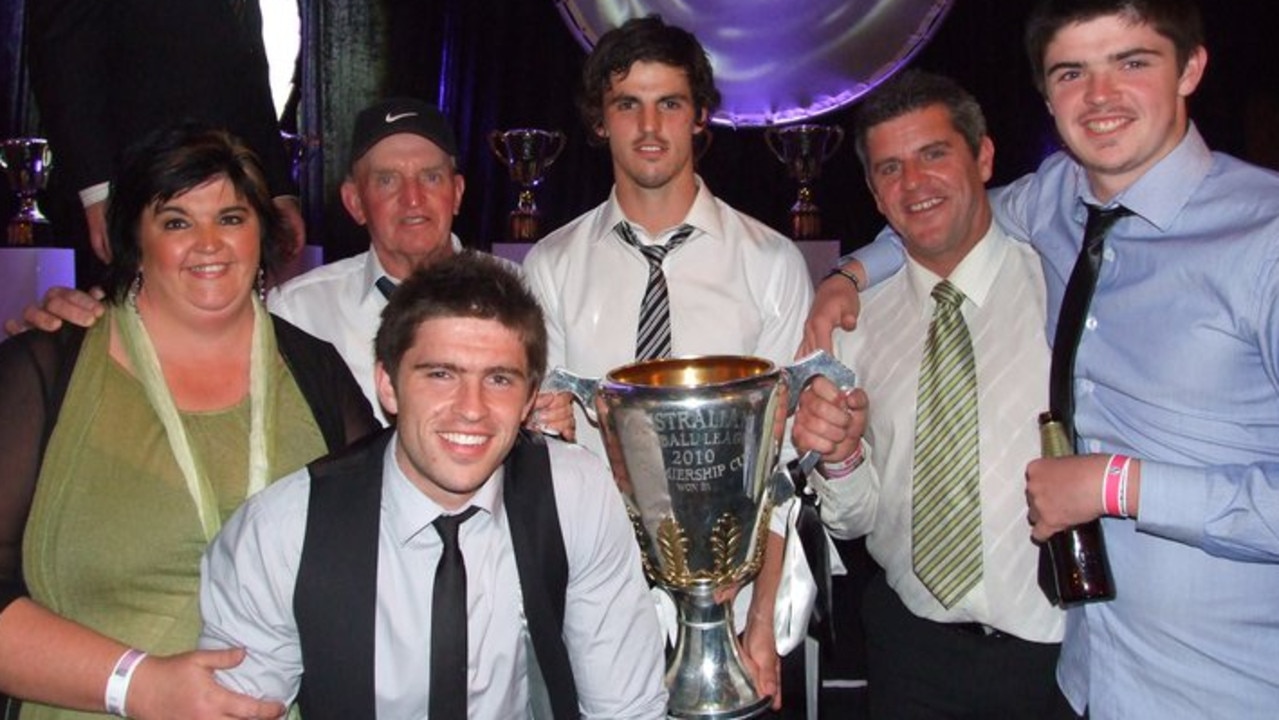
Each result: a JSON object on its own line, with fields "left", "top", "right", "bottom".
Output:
{"left": 544, "top": 352, "right": 855, "bottom": 719}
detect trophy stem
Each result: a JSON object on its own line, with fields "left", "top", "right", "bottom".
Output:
{"left": 666, "top": 587, "right": 771, "bottom": 720}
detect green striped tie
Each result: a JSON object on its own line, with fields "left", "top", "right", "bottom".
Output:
{"left": 912, "top": 280, "right": 982, "bottom": 609}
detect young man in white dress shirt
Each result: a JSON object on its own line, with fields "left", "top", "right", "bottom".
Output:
{"left": 521, "top": 15, "right": 814, "bottom": 705}
{"left": 791, "top": 70, "right": 1071, "bottom": 718}
{"left": 198, "top": 252, "right": 666, "bottom": 718}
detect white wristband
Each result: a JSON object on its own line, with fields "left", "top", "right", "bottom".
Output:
{"left": 104, "top": 648, "right": 147, "bottom": 717}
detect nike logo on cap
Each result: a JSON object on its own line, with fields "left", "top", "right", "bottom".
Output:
{"left": 385, "top": 111, "right": 418, "bottom": 123}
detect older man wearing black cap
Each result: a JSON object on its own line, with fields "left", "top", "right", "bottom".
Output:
{"left": 269, "top": 98, "right": 468, "bottom": 423}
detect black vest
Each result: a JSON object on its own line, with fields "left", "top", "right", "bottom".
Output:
{"left": 292, "top": 428, "right": 581, "bottom": 719}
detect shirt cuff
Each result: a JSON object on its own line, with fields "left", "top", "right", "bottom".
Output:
{"left": 837, "top": 226, "right": 907, "bottom": 288}
{"left": 1132, "top": 460, "right": 1208, "bottom": 546}
{"left": 79, "top": 182, "right": 110, "bottom": 207}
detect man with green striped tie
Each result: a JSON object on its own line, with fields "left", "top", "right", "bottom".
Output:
{"left": 790, "top": 70, "right": 1071, "bottom": 719}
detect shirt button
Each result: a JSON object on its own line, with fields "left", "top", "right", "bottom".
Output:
{"left": 1078, "top": 379, "right": 1094, "bottom": 394}
{"left": 1088, "top": 439, "right": 1102, "bottom": 453}
{"left": 1103, "top": 247, "right": 1115, "bottom": 262}
{"left": 1085, "top": 316, "right": 1098, "bottom": 331}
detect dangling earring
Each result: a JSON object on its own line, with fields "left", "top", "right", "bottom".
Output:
{"left": 255, "top": 266, "right": 267, "bottom": 303}
{"left": 128, "top": 271, "right": 144, "bottom": 310}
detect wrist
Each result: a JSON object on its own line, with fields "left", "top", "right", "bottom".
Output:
{"left": 1100, "top": 454, "right": 1132, "bottom": 518}
{"left": 821, "top": 442, "right": 864, "bottom": 480}
{"left": 824, "top": 266, "right": 862, "bottom": 293}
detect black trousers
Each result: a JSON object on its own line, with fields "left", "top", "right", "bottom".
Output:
{"left": 861, "top": 572, "right": 1077, "bottom": 720}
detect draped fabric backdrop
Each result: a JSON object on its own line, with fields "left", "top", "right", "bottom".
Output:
{"left": 2, "top": 0, "right": 1277, "bottom": 267}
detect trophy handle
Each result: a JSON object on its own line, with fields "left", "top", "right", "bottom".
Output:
{"left": 782, "top": 350, "right": 857, "bottom": 415}
{"left": 822, "top": 126, "right": 846, "bottom": 161}
{"left": 543, "top": 131, "right": 567, "bottom": 168}
{"left": 540, "top": 367, "right": 600, "bottom": 423}
{"left": 763, "top": 127, "right": 785, "bottom": 163}
{"left": 781, "top": 350, "right": 859, "bottom": 484}
{"left": 487, "top": 130, "right": 511, "bottom": 164}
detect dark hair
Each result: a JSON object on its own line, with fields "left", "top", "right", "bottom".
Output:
{"left": 375, "top": 252, "right": 548, "bottom": 388}
{"left": 1025, "top": 0, "right": 1204, "bottom": 94}
{"left": 852, "top": 70, "right": 988, "bottom": 171}
{"left": 577, "top": 14, "right": 721, "bottom": 139}
{"left": 101, "top": 124, "right": 286, "bottom": 304}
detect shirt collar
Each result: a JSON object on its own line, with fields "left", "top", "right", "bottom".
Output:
{"left": 381, "top": 432, "right": 504, "bottom": 545}
{"left": 360, "top": 234, "right": 466, "bottom": 302}
{"left": 590, "top": 175, "right": 723, "bottom": 246}
{"left": 1071, "top": 123, "right": 1213, "bottom": 233}
{"left": 904, "top": 220, "right": 1011, "bottom": 319}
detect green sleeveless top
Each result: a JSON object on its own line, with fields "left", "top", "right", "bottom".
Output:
{"left": 20, "top": 312, "right": 326, "bottom": 720}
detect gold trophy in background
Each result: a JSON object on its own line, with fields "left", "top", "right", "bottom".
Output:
{"left": 0, "top": 138, "right": 53, "bottom": 246}
{"left": 489, "top": 128, "right": 566, "bottom": 241}
{"left": 764, "top": 124, "right": 844, "bottom": 240}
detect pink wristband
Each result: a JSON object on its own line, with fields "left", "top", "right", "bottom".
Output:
{"left": 821, "top": 443, "right": 864, "bottom": 480}
{"left": 1102, "top": 454, "right": 1131, "bottom": 517}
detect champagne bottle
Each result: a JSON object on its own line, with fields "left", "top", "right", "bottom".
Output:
{"left": 1037, "top": 411, "right": 1115, "bottom": 606}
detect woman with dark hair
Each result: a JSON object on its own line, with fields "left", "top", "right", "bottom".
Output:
{"left": 0, "top": 124, "right": 378, "bottom": 720}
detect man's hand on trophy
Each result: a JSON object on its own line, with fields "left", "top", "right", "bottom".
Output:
{"left": 792, "top": 375, "right": 867, "bottom": 465}
{"left": 526, "top": 391, "right": 576, "bottom": 441}
{"left": 739, "top": 531, "right": 786, "bottom": 711}
{"left": 798, "top": 262, "right": 865, "bottom": 356}
{"left": 4, "top": 285, "right": 105, "bottom": 336}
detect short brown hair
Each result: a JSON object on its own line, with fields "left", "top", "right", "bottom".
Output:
{"left": 577, "top": 15, "right": 721, "bottom": 140}
{"left": 102, "top": 123, "right": 285, "bottom": 303}
{"left": 1025, "top": 0, "right": 1204, "bottom": 94}
{"left": 374, "top": 252, "right": 548, "bottom": 389}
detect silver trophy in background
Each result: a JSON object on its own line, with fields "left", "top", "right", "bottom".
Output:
{"left": 544, "top": 351, "right": 855, "bottom": 719}
{"left": 489, "top": 128, "right": 565, "bottom": 241}
{"left": 764, "top": 124, "right": 844, "bottom": 240}
{"left": 0, "top": 138, "right": 53, "bottom": 246}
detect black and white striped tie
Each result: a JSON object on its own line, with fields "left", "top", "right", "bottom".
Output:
{"left": 616, "top": 222, "right": 694, "bottom": 361}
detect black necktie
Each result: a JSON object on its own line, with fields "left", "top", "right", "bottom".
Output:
{"left": 616, "top": 222, "right": 695, "bottom": 360}
{"left": 1048, "top": 204, "right": 1132, "bottom": 444}
{"left": 429, "top": 506, "right": 480, "bottom": 720}
{"left": 375, "top": 276, "right": 397, "bottom": 301}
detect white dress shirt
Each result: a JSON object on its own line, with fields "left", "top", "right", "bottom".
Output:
{"left": 199, "top": 437, "right": 667, "bottom": 719}
{"left": 812, "top": 223, "right": 1063, "bottom": 643}
{"left": 523, "top": 178, "right": 813, "bottom": 463}
{"left": 267, "top": 236, "right": 466, "bottom": 425}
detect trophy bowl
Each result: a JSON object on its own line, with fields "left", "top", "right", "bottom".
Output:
{"left": 489, "top": 128, "right": 566, "bottom": 241}
{"left": 0, "top": 137, "right": 54, "bottom": 246}
{"left": 544, "top": 352, "right": 855, "bottom": 719}
{"left": 764, "top": 124, "right": 844, "bottom": 240}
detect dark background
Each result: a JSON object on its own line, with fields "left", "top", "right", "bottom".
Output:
{"left": 3, "top": 0, "right": 1277, "bottom": 274}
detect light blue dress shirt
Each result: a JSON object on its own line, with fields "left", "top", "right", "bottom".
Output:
{"left": 849, "top": 125, "right": 1279, "bottom": 718}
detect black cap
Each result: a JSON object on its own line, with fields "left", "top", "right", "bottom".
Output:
{"left": 348, "top": 98, "right": 459, "bottom": 168}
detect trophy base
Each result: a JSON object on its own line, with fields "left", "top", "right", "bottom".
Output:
{"left": 6, "top": 220, "right": 52, "bottom": 247}
{"left": 508, "top": 211, "right": 541, "bottom": 242}
{"left": 666, "top": 588, "right": 771, "bottom": 720}
{"left": 790, "top": 209, "right": 822, "bottom": 241}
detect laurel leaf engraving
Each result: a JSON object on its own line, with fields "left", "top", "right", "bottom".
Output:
{"left": 657, "top": 516, "right": 690, "bottom": 585}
